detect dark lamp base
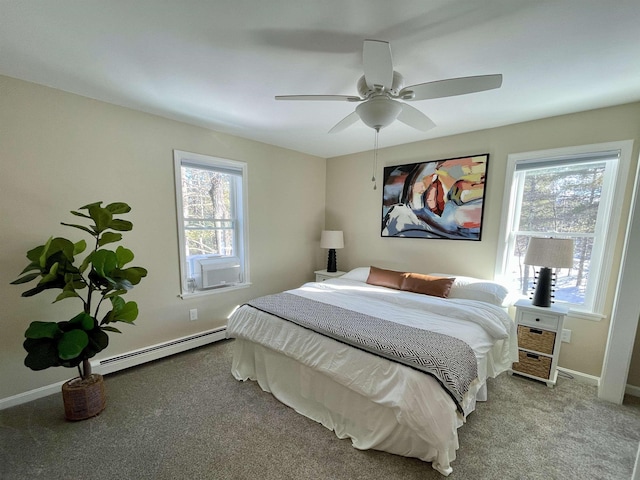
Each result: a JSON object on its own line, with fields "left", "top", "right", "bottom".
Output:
{"left": 532, "top": 267, "right": 553, "bottom": 307}
{"left": 326, "top": 249, "right": 337, "bottom": 273}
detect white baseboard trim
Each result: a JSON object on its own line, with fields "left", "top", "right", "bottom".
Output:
{"left": 626, "top": 383, "right": 640, "bottom": 398}
{"left": 0, "top": 327, "right": 227, "bottom": 410}
{"left": 0, "top": 380, "right": 69, "bottom": 411}
{"left": 557, "top": 367, "right": 640, "bottom": 398}
{"left": 557, "top": 367, "right": 600, "bottom": 386}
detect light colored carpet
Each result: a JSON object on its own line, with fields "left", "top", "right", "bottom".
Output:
{"left": 1, "top": 339, "right": 639, "bottom": 479}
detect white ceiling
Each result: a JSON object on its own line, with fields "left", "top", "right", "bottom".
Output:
{"left": 1, "top": 1, "right": 639, "bottom": 158}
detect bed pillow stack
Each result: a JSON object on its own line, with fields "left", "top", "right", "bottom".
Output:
{"left": 366, "top": 266, "right": 455, "bottom": 298}
{"left": 428, "top": 273, "right": 512, "bottom": 306}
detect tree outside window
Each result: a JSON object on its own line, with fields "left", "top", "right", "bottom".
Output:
{"left": 498, "top": 141, "right": 632, "bottom": 316}
{"left": 173, "top": 150, "right": 248, "bottom": 296}
{"left": 507, "top": 162, "right": 605, "bottom": 306}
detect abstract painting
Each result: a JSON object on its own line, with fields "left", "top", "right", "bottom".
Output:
{"left": 381, "top": 154, "right": 489, "bottom": 240}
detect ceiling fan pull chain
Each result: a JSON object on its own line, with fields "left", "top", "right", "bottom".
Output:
{"left": 372, "top": 128, "right": 379, "bottom": 190}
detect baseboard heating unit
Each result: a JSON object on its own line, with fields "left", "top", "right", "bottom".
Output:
{"left": 92, "top": 327, "right": 227, "bottom": 375}
{"left": 0, "top": 327, "right": 227, "bottom": 410}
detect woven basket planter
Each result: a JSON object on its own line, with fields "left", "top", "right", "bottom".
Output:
{"left": 62, "top": 374, "right": 106, "bottom": 421}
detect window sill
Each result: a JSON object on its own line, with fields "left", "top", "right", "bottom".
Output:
{"left": 179, "top": 282, "right": 252, "bottom": 299}
{"left": 566, "top": 309, "right": 606, "bottom": 322}
{"left": 510, "top": 295, "right": 606, "bottom": 321}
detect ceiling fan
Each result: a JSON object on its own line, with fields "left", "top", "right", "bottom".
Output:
{"left": 275, "top": 39, "right": 503, "bottom": 134}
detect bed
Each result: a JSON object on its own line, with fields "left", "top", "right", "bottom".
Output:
{"left": 226, "top": 266, "right": 518, "bottom": 476}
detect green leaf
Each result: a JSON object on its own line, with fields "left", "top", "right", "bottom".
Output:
{"left": 25, "top": 321, "right": 61, "bottom": 339}
{"left": 79, "top": 254, "right": 92, "bottom": 274}
{"left": 90, "top": 250, "right": 118, "bottom": 277}
{"left": 84, "top": 328, "right": 109, "bottom": 358}
{"left": 115, "top": 246, "right": 134, "bottom": 267}
{"left": 61, "top": 222, "right": 96, "bottom": 236}
{"left": 39, "top": 237, "right": 54, "bottom": 267}
{"left": 116, "top": 266, "right": 148, "bottom": 285}
{"left": 79, "top": 201, "right": 103, "bottom": 211}
{"left": 63, "top": 273, "right": 85, "bottom": 291}
{"left": 110, "top": 295, "right": 125, "bottom": 312}
{"left": 73, "top": 239, "right": 87, "bottom": 256}
{"left": 38, "top": 262, "right": 59, "bottom": 285}
{"left": 106, "top": 202, "right": 131, "bottom": 214}
{"left": 88, "top": 205, "right": 113, "bottom": 234}
{"left": 70, "top": 210, "right": 92, "bottom": 219}
{"left": 44, "top": 237, "right": 76, "bottom": 262}
{"left": 53, "top": 290, "right": 80, "bottom": 303}
{"left": 26, "top": 245, "right": 45, "bottom": 263}
{"left": 103, "top": 296, "right": 139, "bottom": 324}
{"left": 101, "top": 326, "right": 122, "bottom": 334}
{"left": 108, "top": 219, "right": 133, "bottom": 232}
{"left": 21, "top": 284, "right": 50, "bottom": 297}
{"left": 113, "top": 300, "right": 139, "bottom": 323}
{"left": 17, "top": 261, "right": 41, "bottom": 276}
{"left": 98, "top": 232, "right": 122, "bottom": 247}
{"left": 10, "top": 272, "right": 41, "bottom": 285}
{"left": 23, "top": 338, "right": 60, "bottom": 370}
{"left": 57, "top": 329, "right": 89, "bottom": 360}
{"left": 69, "top": 312, "right": 95, "bottom": 330}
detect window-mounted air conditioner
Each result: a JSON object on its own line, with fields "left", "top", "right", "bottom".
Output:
{"left": 197, "top": 257, "right": 241, "bottom": 289}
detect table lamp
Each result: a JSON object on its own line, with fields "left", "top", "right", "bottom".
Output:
{"left": 524, "top": 237, "right": 574, "bottom": 307}
{"left": 320, "top": 230, "right": 344, "bottom": 273}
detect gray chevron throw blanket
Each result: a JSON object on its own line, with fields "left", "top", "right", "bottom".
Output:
{"left": 246, "top": 292, "right": 478, "bottom": 415}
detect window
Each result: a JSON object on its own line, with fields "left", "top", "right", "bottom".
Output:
{"left": 173, "top": 150, "right": 249, "bottom": 296}
{"left": 496, "top": 141, "right": 633, "bottom": 315}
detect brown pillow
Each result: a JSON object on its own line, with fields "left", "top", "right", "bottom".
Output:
{"left": 400, "top": 273, "right": 455, "bottom": 298}
{"left": 366, "top": 266, "right": 404, "bottom": 290}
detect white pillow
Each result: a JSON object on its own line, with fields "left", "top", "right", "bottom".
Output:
{"left": 340, "top": 267, "right": 371, "bottom": 282}
{"left": 428, "top": 273, "right": 512, "bottom": 306}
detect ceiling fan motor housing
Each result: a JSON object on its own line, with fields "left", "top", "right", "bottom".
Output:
{"left": 357, "top": 72, "right": 405, "bottom": 98}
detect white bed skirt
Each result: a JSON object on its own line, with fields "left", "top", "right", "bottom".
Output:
{"left": 231, "top": 338, "right": 483, "bottom": 476}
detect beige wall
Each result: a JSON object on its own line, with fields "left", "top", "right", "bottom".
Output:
{"left": 1, "top": 73, "right": 638, "bottom": 401}
{"left": 0, "top": 75, "right": 326, "bottom": 399}
{"left": 326, "top": 102, "right": 640, "bottom": 385}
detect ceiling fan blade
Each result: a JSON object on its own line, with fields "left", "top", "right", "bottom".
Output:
{"left": 397, "top": 104, "right": 436, "bottom": 132}
{"left": 400, "top": 74, "right": 503, "bottom": 101}
{"left": 328, "top": 111, "right": 360, "bottom": 133}
{"left": 275, "top": 95, "right": 362, "bottom": 102}
{"left": 362, "top": 39, "right": 393, "bottom": 90}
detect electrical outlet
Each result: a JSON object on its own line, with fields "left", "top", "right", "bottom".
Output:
{"left": 561, "top": 328, "right": 571, "bottom": 343}
{"left": 189, "top": 308, "right": 198, "bottom": 321}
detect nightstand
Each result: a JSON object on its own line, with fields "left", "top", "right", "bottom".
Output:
{"left": 511, "top": 299, "right": 569, "bottom": 387}
{"left": 314, "top": 269, "right": 345, "bottom": 282}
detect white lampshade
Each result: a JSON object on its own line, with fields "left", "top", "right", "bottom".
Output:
{"left": 320, "top": 230, "right": 344, "bottom": 249}
{"left": 524, "top": 237, "right": 574, "bottom": 268}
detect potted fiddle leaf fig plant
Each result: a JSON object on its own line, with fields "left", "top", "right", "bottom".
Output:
{"left": 11, "top": 201, "right": 147, "bottom": 420}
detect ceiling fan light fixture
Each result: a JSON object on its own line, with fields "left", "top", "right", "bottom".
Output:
{"left": 356, "top": 97, "right": 402, "bottom": 130}
{"left": 276, "top": 40, "right": 502, "bottom": 135}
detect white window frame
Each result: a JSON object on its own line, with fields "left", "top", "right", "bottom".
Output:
{"left": 173, "top": 150, "right": 250, "bottom": 298}
{"left": 495, "top": 140, "right": 633, "bottom": 319}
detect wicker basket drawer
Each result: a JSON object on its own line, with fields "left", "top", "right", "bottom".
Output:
{"left": 512, "top": 350, "right": 552, "bottom": 379}
{"left": 517, "top": 325, "right": 556, "bottom": 354}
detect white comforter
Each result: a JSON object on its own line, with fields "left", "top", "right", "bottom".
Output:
{"left": 227, "top": 278, "right": 518, "bottom": 475}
